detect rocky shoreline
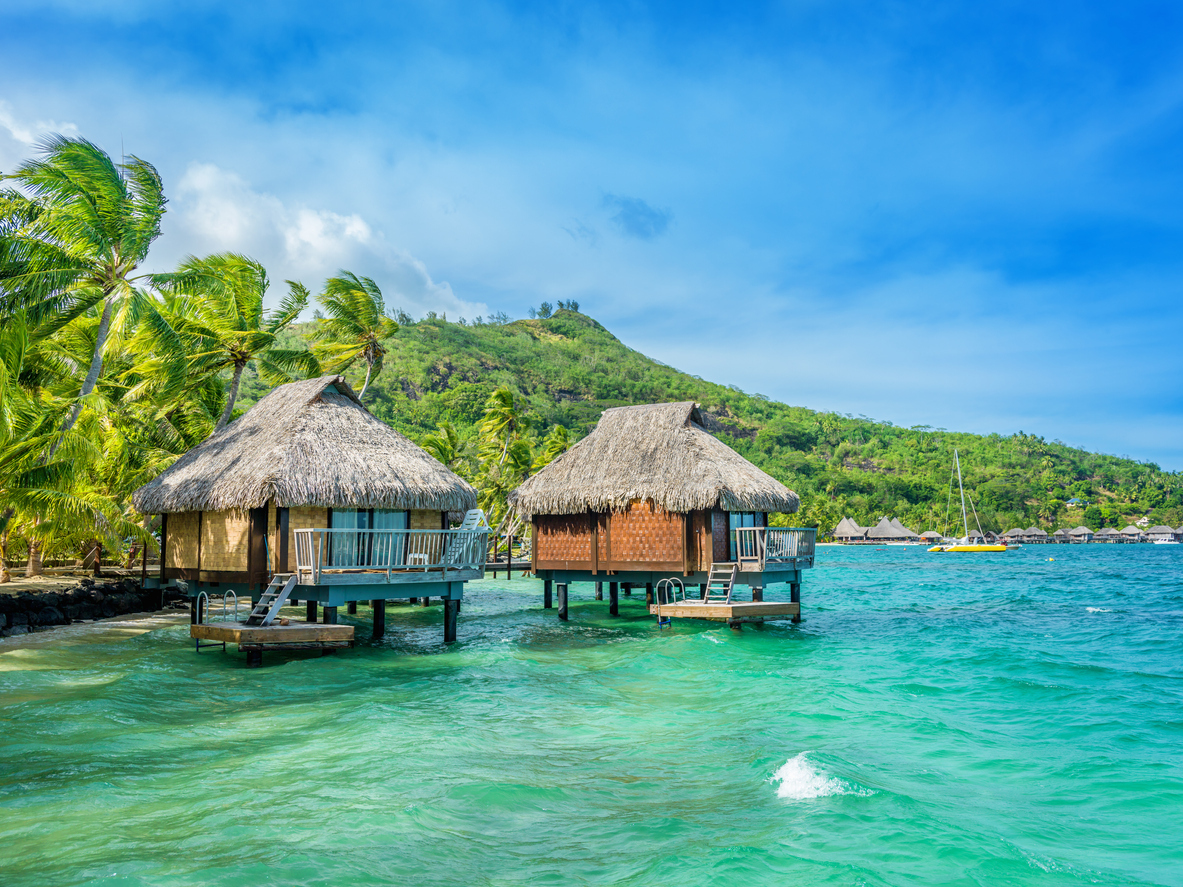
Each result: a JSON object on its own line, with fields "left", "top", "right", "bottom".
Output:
{"left": 0, "top": 579, "right": 187, "bottom": 638}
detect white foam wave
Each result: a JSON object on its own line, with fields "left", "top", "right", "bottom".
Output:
{"left": 771, "top": 753, "right": 869, "bottom": 800}
{"left": 1086, "top": 607, "right": 1111, "bottom": 613}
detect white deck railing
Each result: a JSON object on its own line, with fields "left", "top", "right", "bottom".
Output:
{"left": 294, "top": 528, "right": 490, "bottom": 584}
{"left": 735, "top": 527, "right": 817, "bottom": 571}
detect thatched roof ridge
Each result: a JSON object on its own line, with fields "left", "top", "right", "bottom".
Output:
{"left": 1147, "top": 525, "right": 1175, "bottom": 534}
{"left": 1025, "top": 526, "right": 1048, "bottom": 537}
{"left": 1120, "top": 525, "right": 1143, "bottom": 535}
{"left": 1069, "top": 525, "right": 1093, "bottom": 536}
{"left": 508, "top": 402, "right": 799, "bottom": 517}
{"left": 833, "top": 516, "right": 864, "bottom": 538}
{"left": 132, "top": 375, "right": 477, "bottom": 514}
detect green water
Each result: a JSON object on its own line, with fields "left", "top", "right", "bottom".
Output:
{"left": 2, "top": 546, "right": 1181, "bottom": 886}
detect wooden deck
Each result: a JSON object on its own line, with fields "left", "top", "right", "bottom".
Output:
{"left": 191, "top": 621, "right": 354, "bottom": 647}
{"left": 647, "top": 601, "right": 800, "bottom": 623}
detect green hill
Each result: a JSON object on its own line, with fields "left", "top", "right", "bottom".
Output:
{"left": 239, "top": 309, "right": 1182, "bottom": 534}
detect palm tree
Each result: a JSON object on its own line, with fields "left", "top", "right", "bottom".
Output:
{"left": 1, "top": 136, "right": 165, "bottom": 452}
{"left": 309, "top": 271, "right": 399, "bottom": 399}
{"left": 151, "top": 254, "right": 319, "bottom": 431}
{"left": 422, "top": 421, "right": 464, "bottom": 470}
{"left": 534, "top": 424, "right": 571, "bottom": 470}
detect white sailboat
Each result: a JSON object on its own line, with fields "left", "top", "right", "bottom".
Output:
{"left": 929, "top": 449, "right": 1008, "bottom": 553}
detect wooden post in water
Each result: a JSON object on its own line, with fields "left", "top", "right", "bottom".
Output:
{"left": 421, "top": 595, "right": 430, "bottom": 607}
{"left": 700, "top": 583, "right": 708, "bottom": 601}
{"left": 645, "top": 583, "right": 654, "bottom": 605}
{"left": 347, "top": 601, "right": 357, "bottom": 615}
{"left": 543, "top": 579, "right": 553, "bottom": 609}
{"left": 609, "top": 582, "right": 619, "bottom": 616}
{"left": 324, "top": 606, "right": 338, "bottom": 625}
{"left": 790, "top": 581, "right": 801, "bottom": 623}
{"left": 306, "top": 600, "right": 317, "bottom": 623}
{"left": 595, "top": 581, "right": 603, "bottom": 600}
{"left": 623, "top": 583, "right": 631, "bottom": 596}
{"left": 246, "top": 648, "right": 263, "bottom": 668}
{"left": 409, "top": 597, "right": 419, "bottom": 604}
{"left": 372, "top": 599, "right": 386, "bottom": 639}
{"left": 752, "top": 585, "right": 763, "bottom": 602}
{"left": 557, "top": 583, "right": 568, "bottom": 621}
{"left": 444, "top": 598, "right": 459, "bottom": 643}
{"left": 508, "top": 535, "right": 514, "bottom": 580}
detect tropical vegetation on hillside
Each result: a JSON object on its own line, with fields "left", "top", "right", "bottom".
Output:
{"left": 2, "top": 136, "right": 1180, "bottom": 581}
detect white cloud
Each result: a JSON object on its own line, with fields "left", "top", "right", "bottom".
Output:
{"left": 156, "top": 162, "right": 489, "bottom": 320}
{"left": 0, "top": 101, "right": 80, "bottom": 173}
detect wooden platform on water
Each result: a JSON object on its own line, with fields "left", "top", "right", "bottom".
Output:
{"left": 190, "top": 621, "right": 354, "bottom": 649}
{"left": 647, "top": 601, "right": 800, "bottom": 623}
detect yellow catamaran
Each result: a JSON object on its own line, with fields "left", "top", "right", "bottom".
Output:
{"left": 929, "top": 449, "right": 1008, "bottom": 553}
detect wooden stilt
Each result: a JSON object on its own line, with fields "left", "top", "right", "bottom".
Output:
{"left": 752, "top": 585, "right": 763, "bottom": 602}
{"left": 246, "top": 648, "right": 263, "bottom": 668}
{"left": 700, "top": 583, "right": 708, "bottom": 601}
{"left": 306, "top": 600, "right": 317, "bottom": 623}
{"left": 347, "top": 601, "right": 358, "bottom": 615}
{"left": 409, "top": 597, "right": 419, "bottom": 604}
{"left": 372, "top": 599, "right": 386, "bottom": 639}
{"left": 544, "top": 579, "right": 553, "bottom": 609}
{"left": 557, "top": 583, "right": 568, "bottom": 621}
{"left": 609, "top": 582, "right": 619, "bottom": 616}
{"left": 190, "top": 596, "right": 200, "bottom": 625}
{"left": 623, "top": 583, "right": 632, "bottom": 596}
{"left": 444, "top": 598, "right": 459, "bottom": 643}
{"left": 324, "top": 606, "right": 338, "bottom": 625}
{"left": 595, "top": 581, "right": 603, "bottom": 600}
{"left": 790, "top": 582, "right": 801, "bottom": 623}
{"left": 645, "top": 583, "right": 654, "bottom": 605}
{"left": 421, "top": 595, "right": 430, "bottom": 607}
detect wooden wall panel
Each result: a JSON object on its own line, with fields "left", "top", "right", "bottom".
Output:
{"left": 165, "top": 512, "right": 199, "bottom": 569}
{"left": 410, "top": 509, "right": 443, "bottom": 530}
{"left": 608, "top": 501, "right": 683, "bottom": 566}
{"left": 536, "top": 514, "right": 591, "bottom": 566}
{"left": 199, "top": 510, "right": 251, "bottom": 572}
{"left": 712, "top": 509, "right": 729, "bottom": 564}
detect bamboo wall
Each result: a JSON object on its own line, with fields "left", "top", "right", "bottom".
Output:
{"left": 200, "top": 509, "right": 251, "bottom": 572}
{"left": 410, "top": 509, "right": 445, "bottom": 530}
{"left": 284, "top": 506, "right": 328, "bottom": 572}
{"left": 165, "top": 512, "right": 199, "bottom": 569}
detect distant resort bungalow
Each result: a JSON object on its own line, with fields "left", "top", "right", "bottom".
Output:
{"left": 133, "top": 376, "right": 489, "bottom": 664}
{"left": 830, "top": 516, "right": 919, "bottom": 543}
{"left": 508, "top": 402, "right": 816, "bottom": 626}
{"left": 1121, "top": 525, "right": 1146, "bottom": 542}
{"left": 1147, "top": 525, "right": 1181, "bottom": 543}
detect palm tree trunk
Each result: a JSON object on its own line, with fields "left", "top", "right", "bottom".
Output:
{"left": 25, "top": 520, "right": 42, "bottom": 577}
{"left": 0, "top": 527, "right": 10, "bottom": 583}
{"left": 0, "top": 506, "right": 13, "bottom": 538}
{"left": 49, "top": 295, "right": 115, "bottom": 459}
{"left": 215, "top": 361, "right": 247, "bottom": 432}
{"left": 359, "top": 359, "right": 374, "bottom": 399}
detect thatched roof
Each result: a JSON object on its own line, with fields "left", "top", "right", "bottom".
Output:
{"left": 833, "top": 517, "right": 864, "bottom": 538}
{"left": 132, "top": 376, "right": 477, "bottom": 514}
{"left": 508, "top": 402, "right": 799, "bottom": 517}
{"left": 1002, "top": 528, "right": 1024, "bottom": 537}
{"left": 865, "top": 517, "right": 901, "bottom": 539}
{"left": 1095, "top": 528, "right": 1119, "bottom": 536}
{"left": 1147, "top": 525, "right": 1175, "bottom": 534}
{"left": 1069, "top": 526, "right": 1093, "bottom": 536}
{"left": 919, "top": 530, "right": 942, "bottom": 539}
{"left": 1025, "top": 527, "right": 1048, "bottom": 537}
{"left": 890, "top": 517, "right": 918, "bottom": 538}
{"left": 1120, "top": 525, "right": 1143, "bottom": 535}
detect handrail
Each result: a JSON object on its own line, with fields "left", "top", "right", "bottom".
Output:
{"left": 294, "top": 528, "right": 490, "bottom": 582}
{"left": 735, "top": 527, "right": 817, "bottom": 570}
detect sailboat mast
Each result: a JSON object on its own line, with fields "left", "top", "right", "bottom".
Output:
{"left": 955, "top": 448, "right": 970, "bottom": 539}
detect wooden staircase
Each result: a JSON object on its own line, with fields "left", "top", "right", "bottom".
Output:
{"left": 245, "top": 574, "right": 298, "bottom": 626}
{"left": 703, "top": 563, "right": 737, "bottom": 604}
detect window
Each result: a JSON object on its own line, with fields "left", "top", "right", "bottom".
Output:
{"left": 728, "top": 512, "right": 763, "bottom": 561}
{"left": 329, "top": 509, "right": 409, "bottom": 566}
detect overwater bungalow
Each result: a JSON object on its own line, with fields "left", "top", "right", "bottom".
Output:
{"left": 919, "top": 530, "right": 943, "bottom": 544}
{"left": 832, "top": 516, "right": 866, "bottom": 542}
{"left": 1146, "top": 525, "right": 1179, "bottom": 543}
{"left": 133, "top": 376, "right": 488, "bottom": 661}
{"left": 1024, "top": 527, "right": 1049, "bottom": 544}
{"left": 1069, "top": 526, "right": 1094, "bottom": 544}
{"left": 1094, "top": 528, "right": 1121, "bottom": 543}
{"left": 1120, "top": 525, "right": 1145, "bottom": 542}
{"left": 1052, "top": 529, "right": 1071, "bottom": 544}
{"left": 507, "top": 402, "right": 815, "bottom": 627}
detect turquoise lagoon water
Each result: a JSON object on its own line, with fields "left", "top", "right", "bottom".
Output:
{"left": 1, "top": 545, "right": 1181, "bottom": 886}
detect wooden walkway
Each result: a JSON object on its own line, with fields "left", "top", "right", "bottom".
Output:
{"left": 648, "top": 600, "right": 800, "bottom": 624}
{"left": 191, "top": 621, "right": 354, "bottom": 667}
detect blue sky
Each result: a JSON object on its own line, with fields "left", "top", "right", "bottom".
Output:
{"left": 3, "top": 1, "right": 1183, "bottom": 467}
